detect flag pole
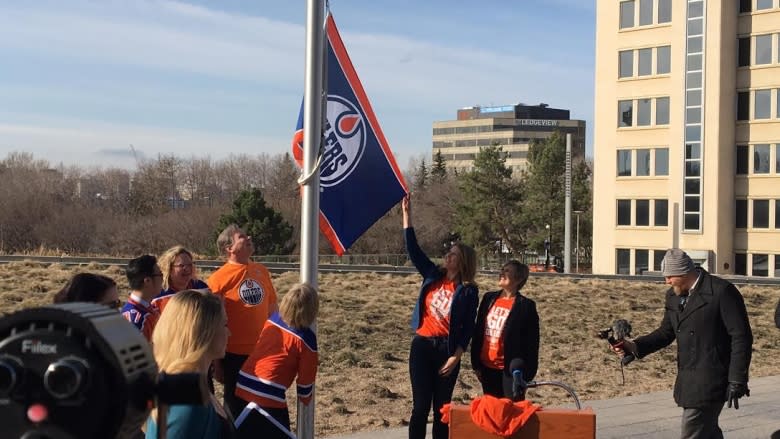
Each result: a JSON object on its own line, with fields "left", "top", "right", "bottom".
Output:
{"left": 299, "top": 1, "right": 324, "bottom": 438}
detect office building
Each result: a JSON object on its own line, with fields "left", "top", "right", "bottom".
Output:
{"left": 432, "top": 103, "right": 586, "bottom": 175}
{"left": 592, "top": 0, "right": 780, "bottom": 276}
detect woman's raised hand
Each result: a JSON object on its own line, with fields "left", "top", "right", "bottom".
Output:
{"left": 402, "top": 194, "right": 412, "bottom": 228}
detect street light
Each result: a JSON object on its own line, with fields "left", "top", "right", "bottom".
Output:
{"left": 573, "top": 211, "right": 583, "bottom": 273}
{"left": 544, "top": 224, "right": 551, "bottom": 270}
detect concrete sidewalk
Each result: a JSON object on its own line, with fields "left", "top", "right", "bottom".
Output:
{"left": 326, "top": 375, "right": 780, "bottom": 438}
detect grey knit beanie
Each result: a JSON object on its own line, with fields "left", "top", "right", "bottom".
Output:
{"left": 661, "top": 248, "right": 695, "bottom": 276}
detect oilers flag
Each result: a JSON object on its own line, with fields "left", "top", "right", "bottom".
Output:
{"left": 292, "top": 13, "right": 409, "bottom": 255}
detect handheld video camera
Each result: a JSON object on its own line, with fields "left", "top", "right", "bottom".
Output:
{"left": 0, "top": 303, "right": 206, "bottom": 439}
{"left": 597, "top": 319, "right": 635, "bottom": 366}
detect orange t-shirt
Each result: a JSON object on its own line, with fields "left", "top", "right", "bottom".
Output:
{"left": 416, "top": 278, "right": 456, "bottom": 337}
{"left": 480, "top": 296, "right": 515, "bottom": 370}
{"left": 207, "top": 261, "right": 277, "bottom": 355}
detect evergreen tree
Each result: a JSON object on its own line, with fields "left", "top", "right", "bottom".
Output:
{"left": 454, "top": 145, "right": 524, "bottom": 254}
{"left": 520, "top": 131, "right": 592, "bottom": 258}
{"left": 413, "top": 157, "right": 428, "bottom": 190}
{"left": 431, "top": 150, "right": 447, "bottom": 182}
{"left": 216, "top": 188, "right": 294, "bottom": 255}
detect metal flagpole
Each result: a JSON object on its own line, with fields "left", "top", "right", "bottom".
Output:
{"left": 564, "top": 133, "right": 572, "bottom": 273}
{"left": 298, "top": 1, "right": 325, "bottom": 438}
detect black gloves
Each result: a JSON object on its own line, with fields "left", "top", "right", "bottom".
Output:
{"left": 726, "top": 382, "right": 750, "bottom": 409}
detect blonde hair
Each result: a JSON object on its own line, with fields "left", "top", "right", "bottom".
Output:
{"left": 279, "top": 283, "right": 319, "bottom": 329}
{"left": 217, "top": 224, "right": 242, "bottom": 257}
{"left": 152, "top": 289, "right": 224, "bottom": 374}
{"left": 453, "top": 243, "right": 477, "bottom": 285}
{"left": 158, "top": 245, "right": 199, "bottom": 290}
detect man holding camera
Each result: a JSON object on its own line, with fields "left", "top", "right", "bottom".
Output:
{"left": 617, "top": 248, "right": 753, "bottom": 439}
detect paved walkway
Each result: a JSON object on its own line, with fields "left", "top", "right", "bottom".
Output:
{"left": 326, "top": 375, "right": 780, "bottom": 438}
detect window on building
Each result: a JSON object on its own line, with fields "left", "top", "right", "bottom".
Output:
{"left": 778, "top": 90, "right": 780, "bottom": 118}
{"left": 619, "top": 50, "right": 633, "bottom": 78}
{"left": 736, "top": 145, "right": 749, "bottom": 174}
{"left": 685, "top": 177, "right": 700, "bottom": 196}
{"left": 686, "top": 107, "right": 701, "bottom": 124}
{"left": 738, "top": 37, "right": 751, "bottom": 67}
{"left": 735, "top": 253, "right": 747, "bottom": 275}
{"left": 687, "top": 71, "right": 702, "bottom": 88}
{"left": 619, "top": 100, "right": 633, "bottom": 127}
{"left": 739, "top": 0, "right": 752, "bottom": 12}
{"left": 639, "top": 0, "right": 653, "bottom": 25}
{"left": 638, "top": 48, "right": 652, "bottom": 75}
{"left": 775, "top": 255, "right": 780, "bottom": 278}
{"left": 737, "top": 92, "right": 750, "bottom": 120}
{"left": 754, "top": 199, "right": 770, "bottom": 228}
{"left": 755, "top": 144, "right": 771, "bottom": 173}
{"left": 636, "top": 149, "right": 650, "bottom": 176}
{"left": 654, "top": 199, "right": 668, "bottom": 226}
{"left": 657, "top": 46, "right": 671, "bottom": 74}
{"left": 617, "top": 150, "right": 632, "bottom": 176}
{"left": 637, "top": 99, "right": 651, "bottom": 126}
{"left": 688, "top": 53, "right": 702, "bottom": 71}
{"left": 755, "top": 89, "right": 771, "bottom": 119}
{"left": 756, "top": 0, "right": 774, "bottom": 10}
{"left": 655, "top": 148, "right": 669, "bottom": 175}
{"left": 777, "top": 199, "right": 780, "bottom": 228}
{"left": 617, "top": 200, "right": 631, "bottom": 225}
{"left": 756, "top": 34, "right": 773, "bottom": 65}
{"left": 636, "top": 200, "right": 650, "bottom": 226}
{"left": 635, "top": 249, "right": 649, "bottom": 274}
{"left": 686, "top": 143, "right": 701, "bottom": 159}
{"left": 620, "top": 1, "right": 635, "bottom": 29}
{"left": 653, "top": 250, "right": 665, "bottom": 271}
{"left": 617, "top": 249, "right": 631, "bottom": 274}
{"left": 753, "top": 254, "right": 769, "bottom": 277}
{"left": 684, "top": 213, "right": 700, "bottom": 230}
{"left": 777, "top": 144, "right": 780, "bottom": 173}
{"left": 656, "top": 97, "right": 670, "bottom": 125}
{"left": 689, "top": 18, "right": 703, "bottom": 36}
{"left": 736, "top": 199, "right": 748, "bottom": 228}
{"left": 658, "top": 0, "right": 672, "bottom": 22}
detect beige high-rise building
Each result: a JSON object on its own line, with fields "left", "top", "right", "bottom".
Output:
{"left": 593, "top": 0, "right": 780, "bottom": 276}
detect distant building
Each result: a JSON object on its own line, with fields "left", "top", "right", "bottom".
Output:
{"left": 592, "top": 0, "right": 780, "bottom": 276}
{"left": 432, "top": 103, "right": 586, "bottom": 175}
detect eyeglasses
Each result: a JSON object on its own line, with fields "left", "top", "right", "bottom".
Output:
{"left": 102, "top": 299, "right": 122, "bottom": 309}
{"left": 173, "top": 263, "right": 193, "bottom": 270}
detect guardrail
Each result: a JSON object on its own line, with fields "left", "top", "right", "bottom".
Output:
{"left": 1, "top": 255, "right": 779, "bottom": 286}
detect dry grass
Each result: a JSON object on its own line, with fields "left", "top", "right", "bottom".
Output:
{"left": 1, "top": 263, "right": 778, "bottom": 437}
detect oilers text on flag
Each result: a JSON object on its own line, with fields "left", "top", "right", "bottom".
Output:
{"left": 292, "top": 13, "right": 408, "bottom": 255}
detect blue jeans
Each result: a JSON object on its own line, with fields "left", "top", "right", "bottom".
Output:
{"left": 408, "top": 335, "right": 460, "bottom": 439}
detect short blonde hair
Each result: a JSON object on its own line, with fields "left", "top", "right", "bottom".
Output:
{"left": 158, "top": 245, "right": 198, "bottom": 290}
{"left": 279, "top": 283, "right": 319, "bottom": 329}
{"left": 152, "top": 289, "right": 224, "bottom": 374}
{"left": 217, "top": 224, "right": 242, "bottom": 257}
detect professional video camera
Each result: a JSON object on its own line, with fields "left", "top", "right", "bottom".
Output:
{"left": 0, "top": 303, "right": 206, "bottom": 439}
{"left": 596, "top": 319, "right": 635, "bottom": 366}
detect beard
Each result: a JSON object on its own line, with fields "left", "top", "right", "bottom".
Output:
{"left": 672, "top": 285, "right": 684, "bottom": 295}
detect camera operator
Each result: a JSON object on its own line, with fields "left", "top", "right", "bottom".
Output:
{"left": 614, "top": 249, "right": 752, "bottom": 439}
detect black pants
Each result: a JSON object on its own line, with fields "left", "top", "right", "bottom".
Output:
{"left": 479, "top": 366, "right": 512, "bottom": 399}
{"left": 680, "top": 402, "right": 724, "bottom": 439}
{"left": 236, "top": 404, "right": 291, "bottom": 439}
{"left": 222, "top": 352, "right": 249, "bottom": 418}
{"left": 408, "top": 335, "right": 460, "bottom": 439}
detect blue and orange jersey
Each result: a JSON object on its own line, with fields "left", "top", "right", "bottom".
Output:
{"left": 151, "top": 279, "right": 208, "bottom": 315}
{"left": 235, "top": 312, "right": 318, "bottom": 409}
{"left": 207, "top": 262, "right": 277, "bottom": 355}
{"left": 121, "top": 293, "right": 160, "bottom": 341}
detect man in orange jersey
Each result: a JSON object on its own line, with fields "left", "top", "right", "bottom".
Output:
{"left": 208, "top": 223, "right": 278, "bottom": 417}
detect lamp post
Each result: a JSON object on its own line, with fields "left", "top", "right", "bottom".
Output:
{"left": 544, "top": 223, "right": 551, "bottom": 270}
{"left": 573, "top": 211, "right": 582, "bottom": 273}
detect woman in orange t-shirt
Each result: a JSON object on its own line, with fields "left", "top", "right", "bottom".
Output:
{"left": 471, "top": 260, "right": 540, "bottom": 398}
{"left": 403, "top": 195, "right": 479, "bottom": 439}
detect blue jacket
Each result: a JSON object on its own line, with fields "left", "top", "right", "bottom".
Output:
{"left": 405, "top": 227, "right": 479, "bottom": 355}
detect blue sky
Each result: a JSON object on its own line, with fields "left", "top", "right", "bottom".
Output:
{"left": 0, "top": 0, "right": 595, "bottom": 169}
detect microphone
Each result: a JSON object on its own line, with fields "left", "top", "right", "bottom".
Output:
{"left": 509, "top": 358, "right": 527, "bottom": 402}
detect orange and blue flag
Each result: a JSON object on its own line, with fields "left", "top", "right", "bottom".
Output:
{"left": 292, "top": 13, "right": 408, "bottom": 255}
